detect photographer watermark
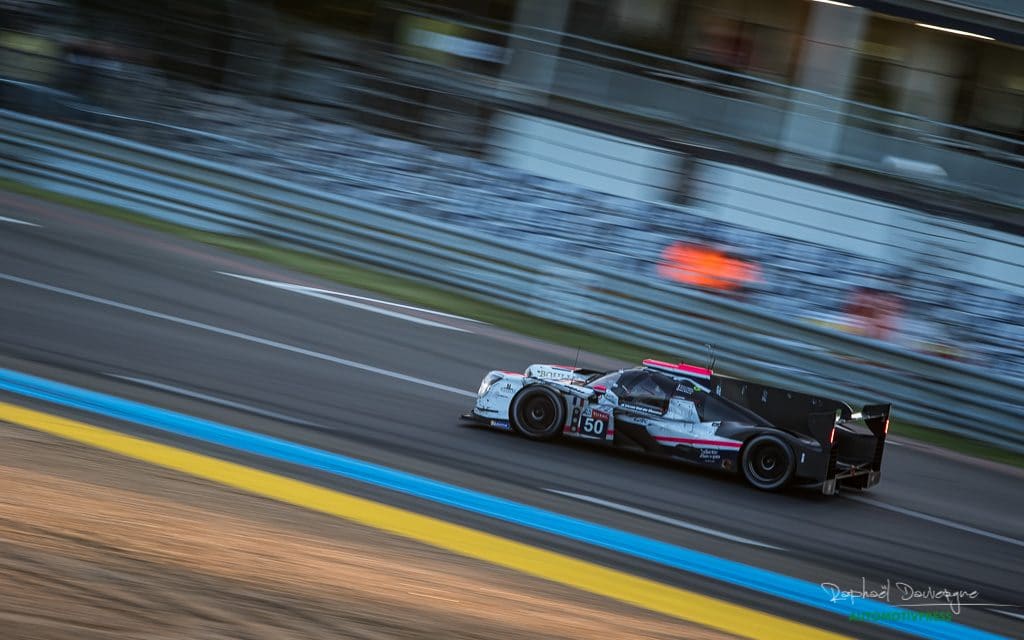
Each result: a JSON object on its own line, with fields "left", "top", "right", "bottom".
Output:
{"left": 848, "top": 610, "right": 953, "bottom": 623}
{"left": 820, "top": 577, "right": 1016, "bottom": 622}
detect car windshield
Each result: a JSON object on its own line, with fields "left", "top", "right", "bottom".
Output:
{"left": 612, "top": 370, "right": 678, "bottom": 413}
{"left": 587, "top": 372, "right": 620, "bottom": 388}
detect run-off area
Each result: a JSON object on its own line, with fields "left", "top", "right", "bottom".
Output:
{"left": 0, "top": 421, "right": 725, "bottom": 640}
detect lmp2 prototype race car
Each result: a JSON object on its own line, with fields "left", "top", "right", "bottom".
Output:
{"left": 462, "top": 360, "right": 891, "bottom": 494}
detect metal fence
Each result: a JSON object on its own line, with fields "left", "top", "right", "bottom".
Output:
{"left": 3, "top": 108, "right": 1023, "bottom": 453}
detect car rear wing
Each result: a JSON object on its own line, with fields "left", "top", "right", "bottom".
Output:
{"left": 857, "top": 403, "right": 892, "bottom": 471}
{"left": 808, "top": 404, "right": 891, "bottom": 495}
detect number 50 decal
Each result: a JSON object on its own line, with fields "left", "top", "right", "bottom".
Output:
{"left": 577, "top": 410, "right": 609, "bottom": 438}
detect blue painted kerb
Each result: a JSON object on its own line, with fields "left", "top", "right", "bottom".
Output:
{"left": 0, "top": 368, "right": 1005, "bottom": 640}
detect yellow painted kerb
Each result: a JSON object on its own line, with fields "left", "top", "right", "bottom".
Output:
{"left": 0, "top": 401, "right": 851, "bottom": 640}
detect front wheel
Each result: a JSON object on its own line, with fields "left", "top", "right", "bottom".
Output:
{"left": 509, "top": 386, "right": 565, "bottom": 441}
{"left": 741, "top": 434, "right": 795, "bottom": 491}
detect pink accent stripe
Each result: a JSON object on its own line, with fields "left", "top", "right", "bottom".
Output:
{"left": 655, "top": 436, "right": 741, "bottom": 448}
{"left": 643, "top": 359, "right": 712, "bottom": 376}
{"left": 500, "top": 371, "right": 523, "bottom": 376}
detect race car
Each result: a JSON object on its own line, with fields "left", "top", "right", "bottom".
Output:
{"left": 461, "top": 359, "right": 891, "bottom": 494}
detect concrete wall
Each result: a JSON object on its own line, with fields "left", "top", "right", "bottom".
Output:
{"left": 779, "top": 2, "right": 868, "bottom": 164}
{"left": 692, "top": 161, "right": 907, "bottom": 261}
{"left": 488, "top": 112, "right": 685, "bottom": 201}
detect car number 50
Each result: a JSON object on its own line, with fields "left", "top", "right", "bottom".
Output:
{"left": 582, "top": 416, "right": 606, "bottom": 436}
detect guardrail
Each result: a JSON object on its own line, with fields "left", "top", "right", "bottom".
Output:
{"left": 2, "top": 109, "right": 1022, "bottom": 453}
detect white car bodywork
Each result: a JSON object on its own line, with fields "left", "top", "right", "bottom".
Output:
{"left": 471, "top": 363, "right": 742, "bottom": 453}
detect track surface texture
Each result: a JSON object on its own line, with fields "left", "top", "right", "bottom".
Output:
{"left": 1, "top": 190, "right": 1021, "bottom": 639}
{"left": 0, "top": 423, "right": 724, "bottom": 640}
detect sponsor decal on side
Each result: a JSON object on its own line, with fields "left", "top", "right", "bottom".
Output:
{"left": 619, "top": 403, "right": 662, "bottom": 416}
{"left": 699, "top": 448, "right": 721, "bottom": 462}
{"left": 529, "top": 367, "right": 580, "bottom": 380}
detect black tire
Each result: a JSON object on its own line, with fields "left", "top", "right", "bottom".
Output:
{"left": 741, "top": 434, "right": 795, "bottom": 491}
{"left": 509, "top": 386, "right": 565, "bottom": 441}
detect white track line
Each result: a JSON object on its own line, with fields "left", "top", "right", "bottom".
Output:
{"left": 845, "top": 495, "right": 1024, "bottom": 548}
{"left": 220, "top": 272, "right": 476, "bottom": 332}
{"left": 0, "top": 272, "right": 476, "bottom": 398}
{"left": 546, "top": 489, "right": 785, "bottom": 551}
{"left": 0, "top": 215, "right": 40, "bottom": 227}
{"left": 108, "top": 374, "right": 327, "bottom": 428}
{"left": 220, "top": 272, "right": 485, "bottom": 322}
{"left": 990, "top": 609, "right": 1024, "bottom": 621}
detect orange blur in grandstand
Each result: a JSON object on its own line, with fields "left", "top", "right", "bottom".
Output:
{"left": 658, "top": 242, "right": 761, "bottom": 291}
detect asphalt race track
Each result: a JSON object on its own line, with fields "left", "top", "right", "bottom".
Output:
{"left": 1, "top": 190, "right": 1021, "bottom": 639}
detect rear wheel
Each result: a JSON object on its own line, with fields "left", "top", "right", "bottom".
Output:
{"left": 741, "top": 434, "right": 795, "bottom": 491}
{"left": 509, "top": 386, "right": 565, "bottom": 441}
